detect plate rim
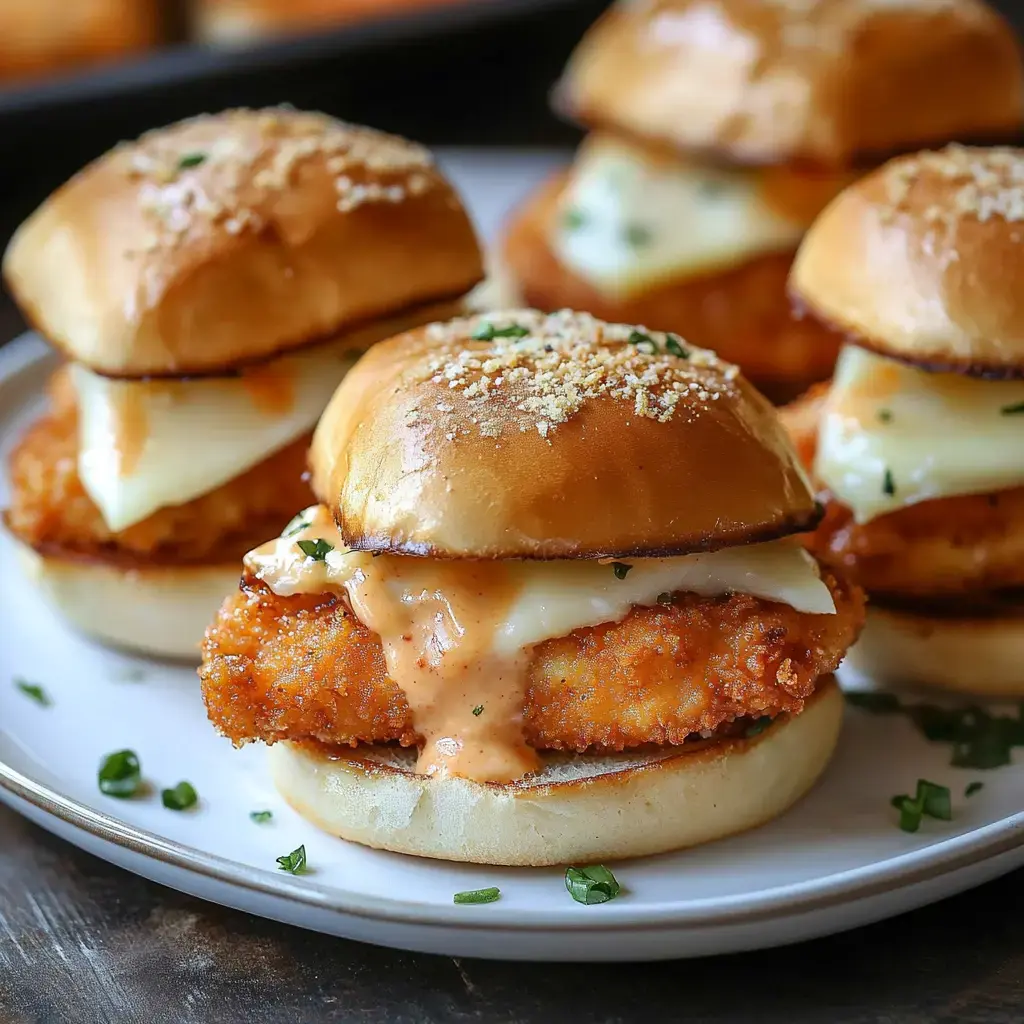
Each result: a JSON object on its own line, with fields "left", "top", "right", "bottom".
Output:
{"left": 2, "top": 331, "right": 1023, "bottom": 935}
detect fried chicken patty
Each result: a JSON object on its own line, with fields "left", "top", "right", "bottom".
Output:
{"left": 200, "top": 569, "right": 864, "bottom": 753}
{"left": 5, "top": 372, "right": 314, "bottom": 565}
{"left": 782, "top": 387, "right": 1024, "bottom": 598}
{"left": 503, "top": 172, "right": 841, "bottom": 403}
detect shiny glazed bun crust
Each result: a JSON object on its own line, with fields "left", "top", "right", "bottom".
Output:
{"left": 791, "top": 146, "right": 1024, "bottom": 377}
{"left": 557, "top": 0, "right": 1024, "bottom": 166}
{"left": 310, "top": 309, "right": 821, "bottom": 559}
{"left": 3, "top": 108, "right": 483, "bottom": 378}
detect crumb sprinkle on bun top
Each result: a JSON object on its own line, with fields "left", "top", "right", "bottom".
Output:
{"left": 311, "top": 308, "right": 820, "bottom": 559}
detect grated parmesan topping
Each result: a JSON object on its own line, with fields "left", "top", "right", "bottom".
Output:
{"left": 118, "top": 107, "right": 440, "bottom": 256}
{"left": 415, "top": 309, "right": 740, "bottom": 440}
{"left": 882, "top": 145, "right": 1024, "bottom": 227}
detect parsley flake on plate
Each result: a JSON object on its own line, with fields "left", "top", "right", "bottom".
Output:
{"left": 453, "top": 887, "right": 501, "bottom": 905}
{"left": 161, "top": 781, "right": 198, "bottom": 811}
{"left": 565, "top": 865, "right": 621, "bottom": 905}
{"left": 250, "top": 810, "right": 274, "bottom": 824}
{"left": 14, "top": 678, "right": 51, "bottom": 707}
{"left": 98, "top": 750, "right": 143, "bottom": 799}
{"left": 890, "top": 780, "right": 951, "bottom": 833}
{"left": 276, "top": 845, "right": 308, "bottom": 875}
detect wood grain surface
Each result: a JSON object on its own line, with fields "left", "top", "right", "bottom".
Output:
{"left": 1, "top": 806, "right": 1023, "bottom": 1023}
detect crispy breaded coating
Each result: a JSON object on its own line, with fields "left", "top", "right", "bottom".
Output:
{"left": 200, "top": 571, "right": 864, "bottom": 753}
{"left": 782, "top": 388, "right": 1024, "bottom": 597}
{"left": 5, "top": 372, "right": 314, "bottom": 565}
{"left": 503, "top": 172, "right": 841, "bottom": 403}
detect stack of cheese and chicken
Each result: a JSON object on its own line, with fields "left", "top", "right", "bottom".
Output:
{"left": 201, "top": 309, "right": 865, "bottom": 866}
{"left": 784, "top": 146, "right": 1024, "bottom": 696}
{"left": 2, "top": 107, "right": 483, "bottom": 659}
{"left": 503, "top": 0, "right": 1023, "bottom": 401}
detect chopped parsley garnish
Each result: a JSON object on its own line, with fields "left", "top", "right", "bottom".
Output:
{"left": 627, "top": 330, "right": 657, "bottom": 353}
{"left": 177, "top": 152, "right": 207, "bottom": 170}
{"left": 882, "top": 468, "right": 896, "bottom": 496}
{"left": 665, "top": 334, "right": 689, "bottom": 359}
{"left": 14, "top": 678, "right": 51, "bottom": 707}
{"left": 565, "top": 865, "right": 621, "bottom": 905}
{"left": 562, "top": 208, "right": 587, "bottom": 231}
{"left": 282, "top": 510, "right": 314, "bottom": 537}
{"left": 965, "top": 781, "right": 984, "bottom": 798}
{"left": 296, "top": 538, "right": 333, "bottom": 561}
{"left": 845, "top": 690, "right": 1024, "bottom": 770}
{"left": 611, "top": 562, "right": 632, "bottom": 579}
{"left": 891, "top": 780, "right": 951, "bottom": 833}
{"left": 161, "top": 781, "right": 198, "bottom": 811}
{"left": 250, "top": 810, "right": 274, "bottom": 823}
{"left": 623, "top": 224, "right": 652, "bottom": 247}
{"left": 745, "top": 716, "right": 773, "bottom": 738}
{"left": 98, "top": 749, "right": 143, "bottom": 799}
{"left": 656, "top": 592, "right": 674, "bottom": 606}
{"left": 1000, "top": 401, "right": 1024, "bottom": 416}
{"left": 276, "top": 845, "right": 307, "bottom": 874}
{"left": 472, "top": 322, "right": 530, "bottom": 341}
{"left": 472, "top": 704, "right": 484, "bottom": 717}
{"left": 453, "top": 887, "right": 501, "bottom": 905}
{"left": 877, "top": 408, "right": 893, "bottom": 423}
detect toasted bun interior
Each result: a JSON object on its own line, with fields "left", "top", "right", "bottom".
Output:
{"left": 269, "top": 679, "right": 843, "bottom": 866}
{"left": 310, "top": 309, "right": 821, "bottom": 559}
{"left": 791, "top": 146, "right": 1024, "bottom": 377}
{"left": 557, "top": 0, "right": 1024, "bottom": 165}
{"left": 15, "top": 543, "right": 238, "bottom": 661}
{"left": 844, "top": 603, "right": 1024, "bottom": 697}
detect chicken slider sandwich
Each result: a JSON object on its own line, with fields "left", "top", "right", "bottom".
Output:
{"left": 2, "top": 107, "right": 483, "bottom": 659}
{"left": 785, "top": 146, "right": 1024, "bottom": 696}
{"left": 503, "top": 0, "right": 1023, "bottom": 401}
{"left": 201, "top": 309, "right": 864, "bottom": 865}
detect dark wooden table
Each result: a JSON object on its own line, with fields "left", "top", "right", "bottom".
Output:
{"left": 2, "top": 297, "right": 1024, "bottom": 1020}
{"left": 2, "top": 806, "right": 1024, "bottom": 1023}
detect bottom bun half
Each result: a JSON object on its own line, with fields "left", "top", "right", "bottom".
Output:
{"left": 845, "top": 604, "right": 1024, "bottom": 697}
{"left": 270, "top": 679, "right": 844, "bottom": 866}
{"left": 16, "top": 543, "right": 238, "bottom": 661}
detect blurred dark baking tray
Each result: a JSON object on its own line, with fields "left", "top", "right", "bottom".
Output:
{"left": 0, "top": 0, "right": 602, "bottom": 248}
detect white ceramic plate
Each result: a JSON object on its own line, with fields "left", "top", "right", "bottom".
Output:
{"left": 2, "top": 154, "right": 1023, "bottom": 962}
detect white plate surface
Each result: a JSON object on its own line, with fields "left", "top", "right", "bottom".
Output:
{"left": 1, "top": 153, "right": 1022, "bottom": 962}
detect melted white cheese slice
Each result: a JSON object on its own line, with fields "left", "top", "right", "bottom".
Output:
{"left": 247, "top": 508, "right": 836, "bottom": 648}
{"left": 550, "top": 136, "right": 806, "bottom": 297}
{"left": 72, "top": 342, "right": 362, "bottom": 532}
{"left": 815, "top": 346, "right": 1024, "bottom": 523}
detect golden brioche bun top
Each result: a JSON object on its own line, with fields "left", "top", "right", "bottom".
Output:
{"left": 791, "top": 145, "right": 1024, "bottom": 376}
{"left": 557, "top": 0, "right": 1024, "bottom": 166}
{"left": 310, "top": 308, "right": 821, "bottom": 559}
{"left": 3, "top": 107, "right": 483, "bottom": 377}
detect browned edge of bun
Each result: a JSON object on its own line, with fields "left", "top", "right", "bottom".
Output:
{"left": 310, "top": 308, "right": 822, "bottom": 559}
{"left": 790, "top": 146, "right": 1024, "bottom": 379}
{"left": 2, "top": 107, "right": 484, "bottom": 378}
{"left": 555, "top": 0, "right": 1024, "bottom": 167}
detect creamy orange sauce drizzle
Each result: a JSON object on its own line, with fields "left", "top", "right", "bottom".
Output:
{"left": 240, "top": 363, "right": 297, "bottom": 417}
{"left": 109, "top": 384, "right": 148, "bottom": 478}
{"left": 246, "top": 505, "right": 539, "bottom": 782}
